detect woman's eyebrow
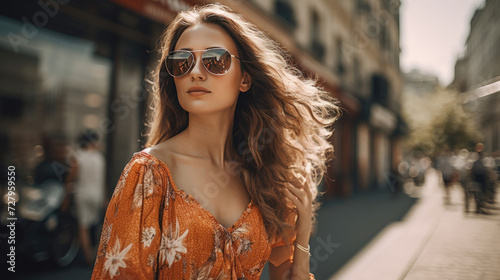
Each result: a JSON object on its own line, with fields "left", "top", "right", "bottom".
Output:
{"left": 178, "top": 46, "right": 224, "bottom": 51}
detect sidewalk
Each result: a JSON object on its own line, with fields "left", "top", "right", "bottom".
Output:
{"left": 330, "top": 168, "right": 500, "bottom": 280}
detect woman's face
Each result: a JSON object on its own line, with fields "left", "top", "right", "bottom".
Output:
{"left": 172, "top": 23, "right": 251, "bottom": 115}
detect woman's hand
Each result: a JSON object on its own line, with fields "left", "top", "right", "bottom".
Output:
{"left": 281, "top": 170, "right": 314, "bottom": 279}
{"left": 283, "top": 170, "right": 313, "bottom": 233}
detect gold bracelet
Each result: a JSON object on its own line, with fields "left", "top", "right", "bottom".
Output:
{"left": 294, "top": 242, "right": 311, "bottom": 256}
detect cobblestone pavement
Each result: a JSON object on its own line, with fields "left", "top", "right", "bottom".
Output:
{"left": 403, "top": 180, "right": 500, "bottom": 279}
{"left": 331, "top": 168, "right": 500, "bottom": 280}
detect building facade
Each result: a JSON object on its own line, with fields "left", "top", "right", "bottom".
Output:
{"left": 452, "top": 0, "right": 500, "bottom": 153}
{"left": 404, "top": 69, "right": 439, "bottom": 96}
{"left": 273, "top": 0, "right": 404, "bottom": 194}
{"left": 0, "top": 0, "right": 403, "bottom": 198}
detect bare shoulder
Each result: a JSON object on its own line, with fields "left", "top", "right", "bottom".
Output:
{"left": 146, "top": 138, "right": 179, "bottom": 169}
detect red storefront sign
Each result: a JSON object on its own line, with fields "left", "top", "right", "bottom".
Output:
{"left": 108, "top": 0, "right": 194, "bottom": 23}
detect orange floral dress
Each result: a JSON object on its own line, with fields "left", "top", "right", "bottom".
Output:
{"left": 91, "top": 149, "right": 311, "bottom": 279}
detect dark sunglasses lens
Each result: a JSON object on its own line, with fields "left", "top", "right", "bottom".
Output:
{"left": 166, "top": 51, "right": 193, "bottom": 77}
{"left": 202, "top": 49, "right": 232, "bottom": 75}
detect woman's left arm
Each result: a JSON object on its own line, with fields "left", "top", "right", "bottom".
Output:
{"left": 269, "top": 172, "right": 315, "bottom": 280}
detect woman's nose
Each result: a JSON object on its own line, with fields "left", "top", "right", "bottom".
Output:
{"left": 189, "top": 55, "right": 206, "bottom": 79}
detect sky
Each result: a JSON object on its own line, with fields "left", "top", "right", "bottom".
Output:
{"left": 400, "top": 0, "right": 485, "bottom": 86}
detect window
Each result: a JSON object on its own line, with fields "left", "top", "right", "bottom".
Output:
{"left": 336, "top": 39, "right": 345, "bottom": 76}
{"left": 357, "top": 0, "right": 371, "bottom": 13}
{"left": 275, "top": 0, "right": 297, "bottom": 28}
{"left": 353, "top": 56, "right": 362, "bottom": 92}
{"left": 310, "top": 10, "right": 325, "bottom": 60}
{"left": 371, "top": 74, "right": 390, "bottom": 107}
{"left": 380, "top": 25, "right": 387, "bottom": 50}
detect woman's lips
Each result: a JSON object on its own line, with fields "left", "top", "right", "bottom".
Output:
{"left": 187, "top": 91, "right": 210, "bottom": 96}
{"left": 187, "top": 86, "right": 211, "bottom": 96}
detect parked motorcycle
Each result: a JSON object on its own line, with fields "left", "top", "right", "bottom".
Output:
{"left": 1, "top": 179, "right": 79, "bottom": 267}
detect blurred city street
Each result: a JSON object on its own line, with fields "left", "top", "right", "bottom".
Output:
{"left": 331, "top": 168, "right": 500, "bottom": 280}
{"left": 1, "top": 0, "right": 500, "bottom": 279}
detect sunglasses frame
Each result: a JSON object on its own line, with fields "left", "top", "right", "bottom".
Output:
{"left": 165, "top": 48, "right": 241, "bottom": 77}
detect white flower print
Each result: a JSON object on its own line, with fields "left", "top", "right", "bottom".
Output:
{"left": 247, "top": 259, "right": 267, "bottom": 276}
{"left": 143, "top": 168, "right": 155, "bottom": 198}
{"left": 231, "top": 226, "right": 249, "bottom": 242}
{"left": 113, "top": 177, "right": 126, "bottom": 197}
{"left": 190, "top": 262, "right": 213, "bottom": 280}
{"left": 112, "top": 160, "right": 135, "bottom": 197}
{"left": 231, "top": 223, "right": 252, "bottom": 254}
{"left": 159, "top": 218, "right": 189, "bottom": 268}
{"left": 142, "top": 227, "right": 156, "bottom": 248}
{"left": 147, "top": 254, "right": 156, "bottom": 267}
{"left": 113, "top": 155, "right": 153, "bottom": 199}
{"left": 213, "top": 230, "right": 222, "bottom": 253}
{"left": 132, "top": 166, "right": 159, "bottom": 211}
{"left": 236, "top": 238, "right": 253, "bottom": 255}
{"left": 165, "top": 179, "right": 172, "bottom": 207}
{"left": 132, "top": 183, "right": 143, "bottom": 210}
{"left": 104, "top": 238, "right": 133, "bottom": 278}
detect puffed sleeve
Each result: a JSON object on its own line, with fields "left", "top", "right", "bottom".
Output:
{"left": 91, "top": 155, "right": 164, "bottom": 279}
{"left": 267, "top": 208, "right": 297, "bottom": 267}
{"left": 268, "top": 209, "right": 316, "bottom": 279}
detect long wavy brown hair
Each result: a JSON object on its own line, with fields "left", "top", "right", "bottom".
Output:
{"left": 144, "top": 3, "right": 340, "bottom": 241}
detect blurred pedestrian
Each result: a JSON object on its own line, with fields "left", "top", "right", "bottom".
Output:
{"left": 494, "top": 150, "right": 500, "bottom": 179}
{"left": 471, "top": 143, "right": 490, "bottom": 214}
{"left": 435, "top": 147, "right": 455, "bottom": 205}
{"left": 454, "top": 148, "right": 481, "bottom": 213}
{"left": 69, "top": 130, "right": 106, "bottom": 265}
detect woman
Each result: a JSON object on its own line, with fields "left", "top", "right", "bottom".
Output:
{"left": 92, "top": 3, "right": 339, "bottom": 279}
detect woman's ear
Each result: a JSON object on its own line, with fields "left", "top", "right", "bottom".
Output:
{"left": 239, "top": 71, "right": 252, "bottom": 93}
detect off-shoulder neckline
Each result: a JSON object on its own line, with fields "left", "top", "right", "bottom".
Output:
{"left": 134, "top": 149, "right": 254, "bottom": 232}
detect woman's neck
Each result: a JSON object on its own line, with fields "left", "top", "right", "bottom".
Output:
{"left": 181, "top": 113, "right": 238, "bottom": 168}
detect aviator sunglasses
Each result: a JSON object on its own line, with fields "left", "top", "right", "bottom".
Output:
{"left": 165, "top": 48, "right": 241, "bottom": 77}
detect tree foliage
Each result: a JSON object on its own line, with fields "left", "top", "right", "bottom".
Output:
{"left": 402, "top": 87, "right": 480, "bottom": 157}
